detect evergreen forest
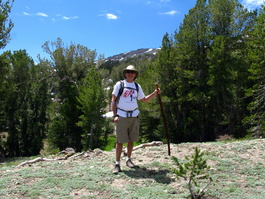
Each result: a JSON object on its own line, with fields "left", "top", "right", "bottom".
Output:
{"left": 1, "top": 0, "right": 265, "bottom": 157}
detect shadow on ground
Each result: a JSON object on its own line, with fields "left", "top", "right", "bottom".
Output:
{"left": 122, "top": 166, "right": 172, "bottom": 184}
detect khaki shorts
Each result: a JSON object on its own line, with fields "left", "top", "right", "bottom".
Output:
{"left": 116, "top": 116, "right": 139, "bottom": 143}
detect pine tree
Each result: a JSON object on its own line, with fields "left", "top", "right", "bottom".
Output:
{"left": 244, "top": 5, "right": 265, "bottom": 137}
{"left": 158, "top": 0, "right": 257, "bottom": 142}
{"left": 207, "top": 0, "right": 256, "bottom": 138}
{"left": 172, "top": 147, "right": 212, "bottom": 199}
{"left": 77, "top": 67, "right": 111, "bottom": 149}
{"left": 0, "top": 50, "right": 50, "bottom": 157}
{"left": 43, "top": 38, "right": 97, "bottom": 151}
{"left": 160, "top": 0, "right": 212, "bottom": 142}
{"left": 0, "top": 0, "right": 14, "bottom": 49}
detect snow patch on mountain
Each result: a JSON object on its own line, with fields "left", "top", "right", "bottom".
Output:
{"left": 106, "top": 48, "right": 160, "bottom": 62}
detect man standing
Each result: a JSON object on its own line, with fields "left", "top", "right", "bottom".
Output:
{"left": 111, "top": 65, "right": 160, "bottom": 174}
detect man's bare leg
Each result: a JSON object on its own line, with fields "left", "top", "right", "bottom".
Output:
{"left": 127, "top": 141, "right": 134, "bottom": 159}
{"left": 126, "top": 141, "right": 136, "bottom": 168}
{"left": 115, "top": 142, "right": 123, "bottom": 162}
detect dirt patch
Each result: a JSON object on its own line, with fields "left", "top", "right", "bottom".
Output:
{"left": 1, "top": 139, "right": 265, "bottom": 198}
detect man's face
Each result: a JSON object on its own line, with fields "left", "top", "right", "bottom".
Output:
{"left": 125, "top": 70, "right": 137, "bottom": 82}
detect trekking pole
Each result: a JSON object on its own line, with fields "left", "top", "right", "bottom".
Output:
{"left": 156, "top": 84, "right": 170, "bottom": 156}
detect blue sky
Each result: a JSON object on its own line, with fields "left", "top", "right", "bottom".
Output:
{"left": 0, "top": 0, "right": 263, "bottom": 61}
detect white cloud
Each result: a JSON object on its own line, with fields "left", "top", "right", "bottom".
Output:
{"left": 242, "top": 0, "right": 264, "bottom": 10}
{"left": 160, "top": 10, "right": 178, "bottom": 16}
{"left": 160, "top": 0, "right": 171, "bottom": 2}
{"left": 106, "top": 13, "right": 118, "bottom": 20}
{"left": 22, "top": 11, "right": 78, "bottom": 22}
{"left": 36, "top": 12, "right": 48, "bottom": 17}
{"left": 62, "top": 16, "right": 79, "bottom": 20}
{"left": 22, "top": 11, "right": 48, "bottom": 17}
{"left": 23, "top": 12, "right": 30, "bottom": 16}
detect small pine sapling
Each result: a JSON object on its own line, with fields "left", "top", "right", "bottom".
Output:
{"left": 172, "top": 147, "right": 212, "bottom": 199}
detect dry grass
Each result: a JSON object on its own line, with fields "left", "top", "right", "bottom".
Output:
{"left": 0, "top": 139, "right": 265, "bottom": 198}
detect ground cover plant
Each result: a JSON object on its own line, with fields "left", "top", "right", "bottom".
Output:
{"left": 0, "top": 139, "right": 265, "bottom": 199}
{"left": 172, "top": 147, "right": 212, "bottom": 199}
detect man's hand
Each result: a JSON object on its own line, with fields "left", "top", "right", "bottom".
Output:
{"left": 113, "top": 115, "right": 119, "bottom": 122}
{"left": 155, "top": 87, "right": 161, "bottom": 95}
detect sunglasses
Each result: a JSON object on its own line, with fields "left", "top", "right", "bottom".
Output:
{"left": 125, "top": 70, "right": 137, "bottom": 74}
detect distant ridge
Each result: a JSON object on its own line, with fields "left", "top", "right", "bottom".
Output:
{"left": 99, "top": 48, "right": 160, "bottom": 71}
{"left": 105, "top": 48, "right": 160, "bottom": 62}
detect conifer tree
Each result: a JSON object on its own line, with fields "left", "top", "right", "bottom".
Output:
{"left": 0, "top": 50, "right": 50, "bottom": 157}
{"left": 172, "top": 147, "right": 212, "bottom": 199}
{"left": 244, "top": 5, "right": 265, "bottom": 137}
{"left": 77, "top": 67, "right": 111, "bottom": 149}
{"left": 43, "top": 38, "right": 96, "bottom": 151}
{"left": 158, "top": 0, "right": 257, "bottom": 142}
{"left": 0, "top": 0, "right": 14, "bottom": 49}
{"left": 159, "top": 0, "right": 211, "bottom": 142}
{"left": 207, "top": 0, "right": 256, "bottom": 138}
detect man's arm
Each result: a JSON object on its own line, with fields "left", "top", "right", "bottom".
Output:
{"left": 141, "top": 89, "right": 160, "bottom": 103}
{"left": 111, "top": 94, "right": 120, "bottom": 122}
{"left": 111, "top": 94, "right": 118, "bottom": 116}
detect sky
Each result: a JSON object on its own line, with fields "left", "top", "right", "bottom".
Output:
{"left": 0, "top": 0, "right": 264, "bottom": 61}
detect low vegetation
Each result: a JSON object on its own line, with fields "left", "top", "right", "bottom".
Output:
{"left": 1, "top": 139, "right": 264, "bottom": 199}
{"left": 172, "top": 147, "right": 212, "bottom": 199}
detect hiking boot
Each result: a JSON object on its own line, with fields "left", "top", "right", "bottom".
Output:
{"left": 113, "top": 164, "right": 121, "bottom": 174}
{"left": 126, "top": 159, "right": 136, "bottom": 168}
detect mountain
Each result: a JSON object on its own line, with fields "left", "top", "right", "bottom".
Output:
{"left": 105, "top": 48, "right": 160, "bottom": 62}
{"left": 99, "top": 48, "right": 160, "bottom": 71}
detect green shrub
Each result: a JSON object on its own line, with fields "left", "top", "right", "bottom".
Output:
{"left": 172, "top": 147, "right": 213, "bottom": 199}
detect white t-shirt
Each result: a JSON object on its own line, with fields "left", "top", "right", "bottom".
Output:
{"left": 112, "top": 80, "right": 145, "bottom": 117}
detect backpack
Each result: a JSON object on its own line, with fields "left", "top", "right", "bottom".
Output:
{"left": 116, "top": 80, "right": 139, "bottom": 104}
